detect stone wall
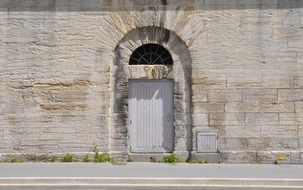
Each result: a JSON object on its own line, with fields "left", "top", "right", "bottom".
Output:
{"left": 0, "top": 0, "right": 303, "bottom": 163}
{"left": 190, "top": 1, "right": 303, "bottom": 163}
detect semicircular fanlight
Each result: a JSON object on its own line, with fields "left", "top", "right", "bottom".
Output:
{"left": 129, "top": 43, "right": 173, "bottom": 65}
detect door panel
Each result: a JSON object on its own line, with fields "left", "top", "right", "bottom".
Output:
{"left": 129, "top": 80, "right": 173, "bottom": 153}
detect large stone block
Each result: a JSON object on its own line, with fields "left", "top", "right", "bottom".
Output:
{"left": 193, "top": 103, "right": 225, "bottom": 113}
{"left": 220, "top": 137, "right": 248, "bottom": 151}
{"left": 209, "top": 113, "right": 245, "bottom": 126}
{"left": 192, "top": 113, "right": 209, "bottom": 126}
{"left": 288, "top": 39, "right": 303, "bottom": 51}
{"left": 225, "top": 102, "right": 259, "bottom": 112}
{"left": 295, "top": 101, "right": 303, "bottom": 113}
{"left": 192, "top": 76, "right": 226, "bottom": 89}
{"left": 279, "top": 113, "right": 303, "bottom": 125}
{"left": 283, "top": 15, "right": 301, "bottom": 26}
{"left": 248, "top": 137, "right": 273, "bottom": 151}
{"left": 272, "top": 26, "right": 303, "bottom": 40}
{"left": 272, "top": 138, "right": 300, "bottom": 150}
{"left": 290, "top": 151, "right": 303, "bottom": 164}
{"left": 243, "top": 89, "right": 277, "bottom": 102}
{"left": 220, "top": 151, "right": 257, "bottom": 164}
{"left": 262, "top": 77, "right": 293, "bottom": 89}
{"left": 261, "top": 125, "right": 298, "bottom": 137}
{"left": 294, "top": 76, "right": 303, "bottom": 88}
{"left": 245, "top": 113, "right": 279, "bottom": 126}
{"left": 192, "top": 89, "right": 208, "bottom": 102}
{"left": 259, "top": 102, "right": 295, "bottom": 113}
{"left": 208, "top": 89, "right": 242, "bottom": 102}
{"left": 221, "top": 125, "right": 261, "bottom": 138}
{"left": 278, "top": 89, "right": 303, "bottom": 101}
{"left": 240, "top": 15, "right": 282, "bottom": 26}
{"left": 278, "top": 89, "right": 295, "bottom": 101}
{"left": 227, "top": 76, "right": 262, "bottom": 88}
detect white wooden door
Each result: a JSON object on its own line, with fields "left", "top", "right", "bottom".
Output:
{"left": 129, "top": 80, "right": 173, "bottom": 153}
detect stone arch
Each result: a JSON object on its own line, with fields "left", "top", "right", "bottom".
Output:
{"left": 110, "top": 26, "right": 192, "bottom": 161}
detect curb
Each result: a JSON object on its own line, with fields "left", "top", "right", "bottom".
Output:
{"left": 0, "top": 177, "right": 302, "bottom": 189}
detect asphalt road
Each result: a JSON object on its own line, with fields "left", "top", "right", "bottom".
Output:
{"left": 0, "top": 163, "right": 303, "bottom": 190}
{"left": 0, "top": 162, "right": 303, "bottom": 178}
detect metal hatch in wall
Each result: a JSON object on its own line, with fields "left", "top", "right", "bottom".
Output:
{"left": 128, "top": 80, "right": 174, "bottom": 153}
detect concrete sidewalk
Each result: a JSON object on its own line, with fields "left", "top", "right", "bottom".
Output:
{"left": 0, "top": 163, "right": 303, "bottom": 189}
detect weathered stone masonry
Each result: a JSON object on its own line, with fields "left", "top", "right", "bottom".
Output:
{"left": 0, "top": 0, "right": 303, "bottom": 163}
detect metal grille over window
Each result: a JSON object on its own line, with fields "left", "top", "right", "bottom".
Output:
{"left": 129, "top": 43, "right": 173, "bottom": 65}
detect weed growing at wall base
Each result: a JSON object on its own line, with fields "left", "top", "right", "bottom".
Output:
{"left": 94, "top": 152, "right": 112, "bottom": 163}
{"left": 49, "top": 155, "right": 57, "bottom": 162}
{"left": 83, "top": 154, "right": 92, "bottom": 162}
{"left": 163, "top": 154, "right": 179, "bottom": 163}
{"left": 61, "top": 153, "right": 78, "bottom": 162}
{"left": 10, "top": 156, "right": 24, "bottom": 163}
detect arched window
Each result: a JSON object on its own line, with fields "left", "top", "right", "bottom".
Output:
{"left": 129, "top": 43, "right": 173, "bottom": 65}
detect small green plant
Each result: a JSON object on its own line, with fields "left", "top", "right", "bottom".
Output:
{"left": 83, "top": 154, "right": 92, "bottom": 162}
{"left": 61, "top": 153, "right": 77, "bottom": 162}
{"left": 94, "top": 152, "right": 111, "bottom": 163}
{"left": 92, "top": 144, "right": 113, "bottom": 163}
{"left": 49, "top": 155, "right": 57, "bottom": 162}
{"left": 10, "top": 156, "right": 24, "bottom": 163}
{"left": 163, "top": 154, "right": 179, "bottom": 163}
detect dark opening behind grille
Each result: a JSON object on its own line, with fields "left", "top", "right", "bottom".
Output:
{"left": 129, "top": 43, "right": 173, "bottom": 65}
